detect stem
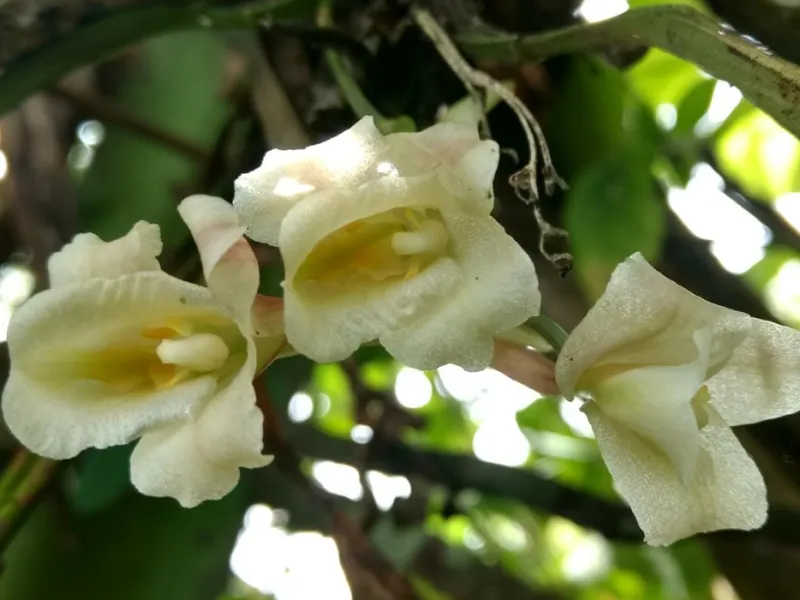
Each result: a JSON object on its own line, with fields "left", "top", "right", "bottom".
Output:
{"left": 0, "top": 450, "right": 57, "bottom": 555}
{"left": 316, "top": 0, "right": 415, "bottom": 133}
{"left": 0, "top": 0, "right": 304, "bottom": 117}
{"left": 495, "top": 323, "right": 552, "bottom": 353}
{"left": 524, "top": 315, "right": 569, "bottom": 354}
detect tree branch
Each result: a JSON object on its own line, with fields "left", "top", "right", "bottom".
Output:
{"left": 704, "top": 0, "right": 800, "bottom": 66}
{"left": 49, "top": 84, "right": 210, "bottom": 163}
{"left": 458, "top": 5, "right": 800, "bottom": 142}
{"left": 286, "top": 421, "right": 800, "bottom": 546}
{"left": 699, "top": 148, "right": 800, "bottom": 256}
{"left": 248, "top": 467, "right": 564, "bottom": 600}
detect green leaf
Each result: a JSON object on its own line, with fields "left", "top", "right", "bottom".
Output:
{"left": 545, "top": 57, "right": 663, "bottom": 180}
{"left": 66, "top": 445, "right": 134, "bottom": 515}
{"left": 715, "top": 107, "right": 800, "bottom": 199}
{"left": 410, "top": 575, "right": 456, "bottom": 600}
{"left": 565, "top": 155, "right": 666, "bottom": 299}
{"left": 743, "top": 246, "right": 798, "bottom": 292}
{"left": 76, "top": 31, "right": 231, "bottom": 241}
{"left": 627, "top": 49, "right": 702, "bottom": 111}
{"left": 675, "top": 78, "right": 716, "bottom": 134}
{"left": 312, "top": 363, "right": 356, "bottom": 437}
{"left": 0, "top": 490, "right": 247, "bottom": 600}
{"left": 265, "top": 355, "right": 314, "bottom": 410}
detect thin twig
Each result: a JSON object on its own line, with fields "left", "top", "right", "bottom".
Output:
{"left": 411, "top": 6, "right": 572, "bottom": 274}
{"left": 256, "top": 378, "right": 421, "bottom": 600}
{"left": 49, "top": 84, "right": 210, "bottom": 163}
{"left": 341, "top": 359, "right": 424, "bottom": 530}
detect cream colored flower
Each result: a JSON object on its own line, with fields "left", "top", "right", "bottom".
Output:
{"left": 2, "top": 196, "right": 285, "bottom": 507}
{"left": 556, "top": 253, "right": 800, "bottom": 545}
{"left": 233, "top": 117, "right": 539, "bottom": 370}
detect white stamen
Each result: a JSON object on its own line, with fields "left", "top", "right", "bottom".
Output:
{"left": 391, "top": 220, "right": 449, "bottom": 255}
{"left": 157, "top": 333, "right": 230, "bottom": 372}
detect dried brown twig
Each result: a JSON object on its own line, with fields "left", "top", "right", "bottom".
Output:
{"left": 411, "top": 5, "right": 572, "bottom": 275}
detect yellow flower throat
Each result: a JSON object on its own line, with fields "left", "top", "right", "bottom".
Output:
{"left": 294, "top": 207, "right": 449, "bottom": 289}
{"left": 76, "top": 316, "right": 234, "bottom": 393}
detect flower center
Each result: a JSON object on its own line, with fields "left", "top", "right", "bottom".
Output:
{"left": 75, "top": 316, "right": 236, "bottom": 393}
{"left": 155, "top": 332, "right": 229, "bottom": 373}
{"left": 391, "top": 220, "right": 449, "bottom": 256}
{"left": 294, "top": 208, "right": 450, "bottom": 290}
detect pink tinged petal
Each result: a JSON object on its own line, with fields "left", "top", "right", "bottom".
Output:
{"left": 178, "top": 195, "right": 259, "bottom": 324}
{"left": 556, "top": 253, "right": 750, "bottom": 398}
{"left": 129, "top": 339, "right": 270, "bottom": 507}
{"left": 251, "top": 295, "right": 286, "bottom": 373}
{"left": 233, "top": 116, "right": 386, "bottom": 245}
{"left": 2, "top": 272, "right": 221, "bottom": 459}
{"left": 48, "top": 221, "right": 162, "bottom": 288}
{"left": 709, "top": 318, "right": 800, "bottom": 426}
{"left": 491, "top": 339, "right": 558, "bottom": 395}
{"left": 251, "top": 295, "right": 285, "bottom": 338}
{"left": 585, "top": 403, "right": 767, "bottom": 545}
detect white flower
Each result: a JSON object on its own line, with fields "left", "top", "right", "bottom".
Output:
{"left": 2, "top": 195, "right": 285, "bottom": 507}
{"left": 233, "top": 116, "right": 539, "bottom": 370}
{"left": 557, "top": 253, "right": 800, "bottom": 545}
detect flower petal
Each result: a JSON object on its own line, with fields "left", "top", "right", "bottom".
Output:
{"left": 585, "top": 402, "right": 767, "bottom": 545}
{"left": 385, "top": 123, "right": 499, "bottom": 213}
{"left": 48, "top": 221, "right": 162, "bottom": 288}
{"left": 129, "top": 339, "right": 269, "bottom": 507}
{"left": 279, "top": 175, "right": 459, "bottom": 362}
{"left": 233, "top": 116, "right": 385, "bottom": 245}
{"left": 708, "top": 318, "right": 800, "bottom": 426}
{"left": 381, "top": 211, "right": 539, "bottom": 370}
{"left": 279, "top": 174, "right": 537, "bottom": 367}
{"left": 285, "top": 252, "right": 463, "bottom": 364}
{"left": 178, "top": 195, "right": 259, "bottom": 324}
{"left": 556, "top": 253, "right": 750, "bottom": 397}
{"left": 588, "top": 345, "right": 708, "bottom": 485}
{"left": 2, "top": 272, "right": 220, "bottom": 459}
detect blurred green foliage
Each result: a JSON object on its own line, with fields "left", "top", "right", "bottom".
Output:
{"left": 1, "top": 1, "right": 800, "bottom": 599}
